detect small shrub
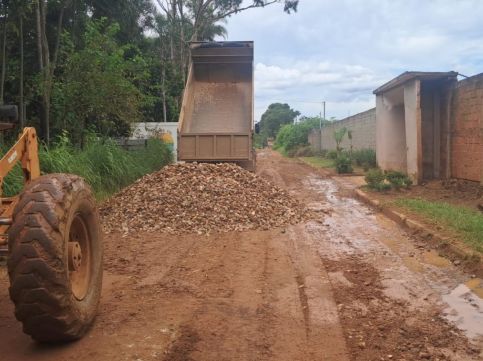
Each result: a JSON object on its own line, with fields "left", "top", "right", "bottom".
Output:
{"left": 352, "top": 149, "right": 376, "bottom": 168}
{"left": 253, "top": 133, "right": 268, "bottom": 149}
{"left": 385, "top": 170, "right": 413, "bottom": 190}
{"left": 314, "top": 149, "right": 328, "bottom": 157}
{"left": 335, "top": 154, "right": 353, "bottom": 174}
{"left": 365, "top": 169, "right": 386, "bottom": 190}
{"left": 286, "top": 147, "right": 298, "bottom": 158}
{"left": 365, "top": 169, "right": 413, "bottom": 192}
{"left": 294, "top": 145, "right": 314, "bottom": 157}
{"left": 327, "top": 150, "right": 338, "bottom": 159}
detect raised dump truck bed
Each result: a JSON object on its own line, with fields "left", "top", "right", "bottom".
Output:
{"left": 178, "top": 41, "right": 255, "bottom": 170}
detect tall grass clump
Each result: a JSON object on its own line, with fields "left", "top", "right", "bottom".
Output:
{"left": 2, "top": 133, "right": 172, "bottom": 199}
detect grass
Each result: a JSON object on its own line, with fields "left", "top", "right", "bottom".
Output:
{"left": 2, "top": 136, "right": 173, "bottom": 200}
{"left": 393, "top": 198, "right": 483, "bottom": 253}
{"left": 300, "top": 156, "right": 335, "bottom": 169}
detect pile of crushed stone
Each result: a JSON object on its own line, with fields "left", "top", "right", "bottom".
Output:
{"left": 100, "top": 162, "right": 310, "bottom": 235}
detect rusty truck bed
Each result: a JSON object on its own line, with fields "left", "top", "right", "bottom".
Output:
{"left": 178, "top": 41, "right": 254, "bottom": 163}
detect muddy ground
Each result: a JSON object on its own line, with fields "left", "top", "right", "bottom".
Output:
{"left": 0, "top": 149, "right": 482, "bottom": 360}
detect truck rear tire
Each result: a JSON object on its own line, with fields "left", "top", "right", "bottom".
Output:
{"left": 7, "top": 174, "right": 103, "bottom": 342}
{"left": 238, "top": 149, "right": 257, "bottom": 172}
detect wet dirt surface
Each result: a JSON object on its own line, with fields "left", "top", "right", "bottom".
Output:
{"left": 0, "top": 149, "right": 481, "bottom": 360}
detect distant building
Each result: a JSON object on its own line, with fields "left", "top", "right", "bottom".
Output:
{"left": 131, "top": 122, "right": 179, "bottom": 161}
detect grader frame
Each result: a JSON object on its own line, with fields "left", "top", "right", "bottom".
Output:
{"left": 0, "top": 126, "right": 40, "bottom": 246}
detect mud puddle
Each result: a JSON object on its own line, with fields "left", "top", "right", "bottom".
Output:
{"left": 443, "top": 283, "right": 483, "bottom": 339}
{"left": 302, "top": 174, "right": 483, "bottom": 348}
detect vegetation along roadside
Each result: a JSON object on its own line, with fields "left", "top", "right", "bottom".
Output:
{"left": 2, "top": 134, "right": 172, "bottom": 200}
{"left": 393, "top": 198, "right": 483, "bottom": 254}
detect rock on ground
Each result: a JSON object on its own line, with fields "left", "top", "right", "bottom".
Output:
{"left": 100, "top": 162, "right": 310, "bottom": 235}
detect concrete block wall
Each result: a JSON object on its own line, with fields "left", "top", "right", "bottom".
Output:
{"left": 450, "top": 73, "right": 483, "bottom": 183}
{"left": 308, "top": 129, "right": 321, "bottom": 153}
{"left": 309, "top": 108, "right": 376, "bottom": 152}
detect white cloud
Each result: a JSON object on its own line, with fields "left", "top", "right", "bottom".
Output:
{"left": 219, "top": 0, "right": 483, "bottom": 119}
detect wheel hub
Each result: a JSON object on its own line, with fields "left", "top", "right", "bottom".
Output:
{"left": 68, "top": 241, "right": 82, "bottom": 271}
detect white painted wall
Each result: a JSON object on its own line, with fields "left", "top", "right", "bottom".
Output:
{"left": 131, "top": 122, "right": 179, "bottom": 161}
{"left": 403, "top": 79, "right": 421, "bottom": 183}
{"left": 376, "top": 94, "right": 407, "bottom": 172}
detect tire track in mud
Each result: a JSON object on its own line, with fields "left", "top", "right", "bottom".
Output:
{"left": 258, "top": 149, "right": 482, "bottom": 361}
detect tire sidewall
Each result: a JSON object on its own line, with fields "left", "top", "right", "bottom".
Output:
{"left": 64, "top": 185, "right": 103, "bottom": 326}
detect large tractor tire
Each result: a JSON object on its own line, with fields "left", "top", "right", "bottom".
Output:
{"left": 7, "top": 174, "right": 103, "bottom": 342}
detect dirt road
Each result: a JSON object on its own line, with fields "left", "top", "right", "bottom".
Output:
{"left": 0, "top": 149, "right": 481, "bottom": 360}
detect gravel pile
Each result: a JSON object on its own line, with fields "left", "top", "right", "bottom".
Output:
{"left": 101, "top": 162, "right": 310, "bottom": 235}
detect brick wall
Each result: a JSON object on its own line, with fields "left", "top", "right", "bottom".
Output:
{"left": 309, "top": 108, "right": 376, "bottom": 152}
{"left": 451, "top": 73, "right": 483, "bottom": 182}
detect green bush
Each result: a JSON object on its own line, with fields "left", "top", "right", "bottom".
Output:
{"left": 365, "top": 169, "right": 413, "bottom": 191}
{"left": 294, "top": 145, "right": 314, "bottom": 157}
{"left": 365, "top": 168, "right": 389, "bottom": 191}
{"left": 315, "top": 149, "right": 328, "bottom": 157}
{"left": 253, "top": 133, "right": 268, "bottom": 149}
{"left": 385, "top": 170, "right": 413, "bottom": 190}
{"left": 327, "top": 150, "right": 338, "bottom": 159}
{"left": 335, "top": 154, "right": 353, "bottom": 174}
{"left": 351, "top": 149, "right": 376, "bottom": 169}
{"left": 274, "top": 118, "right": 319, "bottom": 153}
{"left": 286, "top": 147, "right": 298, "bottom": 158}
{"left": 3, "top": 134, "right": 172, "bottom": 199}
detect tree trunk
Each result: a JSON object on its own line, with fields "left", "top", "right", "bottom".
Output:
{"left": 0, "top": 9, "right": 7, "bottom": 105}
{"left": 160, "top": 44, "right": 167, "bottom": 122}
{"left": 39, "top": 0, "right": 50, "bottom": 144}
{"left": 35, "top": 0, "right": 43, "bottom": 70}
{"left": 170, "top": 0, "right": 176, "bottom": 61}
{"left": 36, "top": 0, "right": 70, "bottom": 145}
{"left": 178, "top": 1, "right": 186, "bottom": 82}
{"left": 19, "top": 15, "right": 24, "bottom": 127}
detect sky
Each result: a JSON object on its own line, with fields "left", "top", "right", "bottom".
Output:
{"left": 216, "top": 0, "right": 483, "bottom": 121}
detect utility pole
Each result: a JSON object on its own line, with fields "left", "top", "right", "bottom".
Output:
{"left": 319, "top": 101, "right": 326, "bottom": 153}
{"left": 319, "top": 101, "right": 326, "bottom": 127}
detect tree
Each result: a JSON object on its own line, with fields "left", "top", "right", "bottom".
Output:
{"left": 0, "top": 0, "right": 8, "bottom": 104}
{"left": 259, "top": 103, "right": 300, "bottom": 139}
{"left": 274, "top": 116, "right": 320, "bottom": 153}
{"left": 9, "top": 0, "right": 30, "bottom": 127}
{"left": 183, "top": 0, "right": 298, "bottom": 41}
{"left": 36, "top": 0, "right": 72, "bottom": 145}
{"left": 52, "top": 20, "right": 144, "bottom": 146}
{"left": 155, "top": 0, "right": 298, "bottom": 80}
{"left": 0, "top": 0, "right": 301, "bottom": 148}
{"left": 347, "top": 129, "right": 353, "bottom": 156}
{"left": 334, "top": 127, "right": 347, "bottom": 155}
{"left": 86, "top": 0, "right": 156, "bottom": 44}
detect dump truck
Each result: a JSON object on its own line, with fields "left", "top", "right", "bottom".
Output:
{"left": 178, "top": 41, "right": 256, "bottom": 171}
{"left": 0, "top": 105, "right": 103, "bottom": 343}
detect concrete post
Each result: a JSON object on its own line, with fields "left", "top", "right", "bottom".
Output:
{"left": 404, "top": 79, "right": 423, "bottom": 184}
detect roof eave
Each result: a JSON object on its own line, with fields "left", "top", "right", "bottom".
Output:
{"left": 373, "top": 71, "right": 458, "bottom": 95}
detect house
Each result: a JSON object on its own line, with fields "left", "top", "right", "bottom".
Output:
{"left": 374, "top": 71, "right": 483, "bottom": 185}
